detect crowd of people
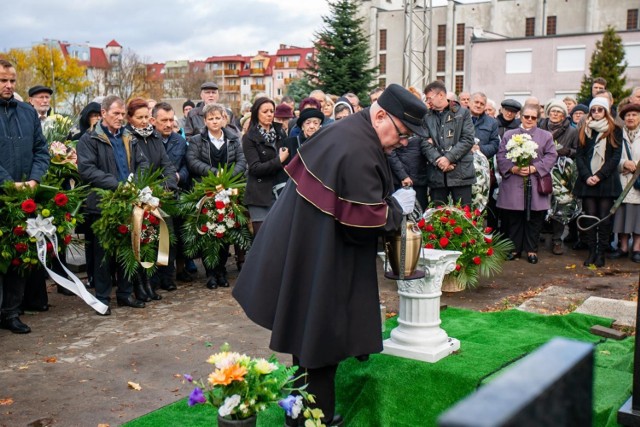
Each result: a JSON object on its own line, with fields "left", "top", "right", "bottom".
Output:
{"left": 3, "top": 53, "right": 640, "bottom": 425}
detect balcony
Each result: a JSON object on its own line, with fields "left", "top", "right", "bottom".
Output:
{"left": 224, "top": 69, "right": 239, "bottom": 76}
{"left": 212, "top": 69, "right": 224, "bottom": 76}
{"left": 222, "top": 85, "right": 240, "bottom": 92}
{"left": 250, "top": 84, "right": 266, "bottom": 91}
{"left": 284, "top": 78, "right": 293, "bottom": 85}
{"left": 250, "top": 68, "right": 265, "bottom": 75}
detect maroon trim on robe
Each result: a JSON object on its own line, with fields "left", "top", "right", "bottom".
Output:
{"left": 285, "top": 155, "right": 388, "bottom": 227}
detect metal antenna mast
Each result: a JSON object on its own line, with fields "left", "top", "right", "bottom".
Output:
{"left": 402, "top": 0, "right": 433, "bottom": 90}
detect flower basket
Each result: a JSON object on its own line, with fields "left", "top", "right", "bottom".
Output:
{"left": 186, "top": 343, "right": 324, "bottom": 426}
{"left": 417, "top": 204, "right": 514, "bottom": 289}
{"left": 0, "top": 182, "right": 85, "bottom": 275}
{"left": 92, "top": 170, "right": 177, "bottom": 280}
{"left": 441, "top": 274, "right": 465, "bottom": 292}
{"left": 180, "top": 166, "right": 252, "bottom": 270}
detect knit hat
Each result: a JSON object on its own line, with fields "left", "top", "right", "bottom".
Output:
{"left": 182, "top": 100, "right": 195, "bottom": 110}
{"left": 589, "top": 97, "right": 610, "bottom": 113}
{"left": 544, "top": 99, "right": 568, "bottom": 117}
{"left": 274, "top": 103, "right": 294, "bottom": 119}
{"left": 570, "top": 104, "right": 589, "bottom": 116}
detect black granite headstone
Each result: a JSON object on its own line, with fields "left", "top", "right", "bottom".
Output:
{"left": 438, "top": 337, "right": 593, "bottom": 427}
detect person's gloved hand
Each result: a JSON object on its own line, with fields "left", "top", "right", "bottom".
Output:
{"left": 391, "top": 187, "right": 416, "bottom": 215}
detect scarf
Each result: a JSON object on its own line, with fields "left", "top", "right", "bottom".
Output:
{"left": 258, "top": 124, "right": 277, "bottom": 147}
{"left": 625, "top": 126, "right": 639, "bottom": 147}
{"left": 546, "top": 119, "right": 568, "bottom": 140}
{"left": 131, "top": 123, "right": 154, "bottom": 138}
{"left": 587, "top": 118, "right": 609, "bottom": 173}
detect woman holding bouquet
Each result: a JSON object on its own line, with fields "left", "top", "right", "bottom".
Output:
{"left": 496, "top": 104, "right": 557, "bottom": 264}
{"left": 242, "top": 97, "right": 287, "bottom": 236}
{"left": 186, "top": 103, "right": 246, "bottom": 289}
{"left": 573, "top": 98, "right": 623, "bottom": 267}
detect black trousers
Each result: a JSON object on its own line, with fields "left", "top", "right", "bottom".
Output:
{"left": 430, "top": 185, "right": 472, "bottom": 207}
{"left": 22, "top": 267, "right": 48, "bottom": 309}
{"left": 1, "top": 269, "right": 27, "bottom": 320}
{"left": 292, "top": 356, "right": 338, "bottom": 423}
{"left": 204, "top": 245, "right": 230, "bottom": 276}
{"left": 87, "top": 214, "right": 133, "bottom": 304}
{"left": 502, "top": 209, "right": 546, "bottom": 253}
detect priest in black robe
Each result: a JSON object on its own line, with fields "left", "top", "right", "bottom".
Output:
{"left": 232, "top": 84, "right": 428, "bottom": 426}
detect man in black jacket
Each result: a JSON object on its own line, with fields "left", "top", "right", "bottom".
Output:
{"left": 0, "top": 59, "right": 50, "bottom": 334}
{"left": 77, "top": 95, "right": 149, "bottom": 315}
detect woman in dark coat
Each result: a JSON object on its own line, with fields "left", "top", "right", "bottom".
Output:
{"left": 242, "top": 97, "right": 287, "bottom": 235}
{"left": 126, "top": 98, "right": 178, "bottom": 302}
{"left": 573, "top": 97, "right": 622, "bottom": 267}
{"left": 281, "top": 107, "right": 325, "bottom": 164}
{"left": 186, "top": 103, "right": 246, "bottom": 289}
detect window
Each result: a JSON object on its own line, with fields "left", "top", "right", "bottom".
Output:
{"left": 546, "top": 16, "right": 557, "bottom": 35}
{"left": 556, "top": 46, "right": 585, "bottom": 72}
{"left": 379, "top": 29, "right": 387, "bottom": 51}
{"left": 242, "top": 79, "right": 248, "bottom": 85}
{"left": 379, "top": 54, "right": 386, "bottom": 74}
{"left": 525, "top": 17, "right": 535, "bottom": 37}
{"left": 379, "top": 78, "right": 386, "bottom": 88}
{"left": 455, "top": 50, "right": 464, "bottom": 72}
{"left": 455, "top": 76, "right": 464, "bottom": 94}
{"left": 456, "top": 23, "right": 465, "bottom": 46}
{"left": 437, "top": 51, "right": 446, "bottom": 73}
{"left": 625, "top": 43, "right": 640, "bottom": 67}
{"left": 277, "top": 88, "right": 282, "bottom": 96}
{"left": 438, "top": 25, "right": 446, "bottom": 47}
{"left": 276, "top": 72, "right": 283, "bottom": 80}
{"left": 628, "top": 9, "right": 639, "bottom": 30}
{"left": 505, "top": 49, "right": 532, "bottom": 74}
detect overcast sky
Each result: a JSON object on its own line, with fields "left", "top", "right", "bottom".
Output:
{"left": 0, "top": 0, "right": 334, "bottom": 63}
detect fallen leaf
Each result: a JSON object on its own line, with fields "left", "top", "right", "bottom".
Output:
{"left": 98, "top": 424, "right": 110, "bottom": 427}
{"left": 0, "top": 398, "right": 14, "bottom": 406}
{"left": 565, "top": 264, "right": 576, "bottom": 269}
{"left": 127, "top": 381, "right": 142, "bottom": 391}
{"left": 44, "top": 357, "right": 57, "bottom": 363}
{"left": 18, "top": 366, "right": 29, "bottom": 370}
{"left": 170, "top": 388, "right": 179, "bottom": 393}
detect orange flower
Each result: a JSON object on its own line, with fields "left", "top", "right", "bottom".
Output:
{"left": 208, "top": 363, "right": 248, "bottom": 386}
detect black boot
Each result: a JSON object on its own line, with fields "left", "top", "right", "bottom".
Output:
{"left": 216, "top": 268, "right": 229, "bottom": 288}
{"left": 57, "top": 285, "right": 74, "bottom": 296}
{"left": 595, "top": 222, "right": 611, "bottom": 268}
{"left": 583, "top": 228, "right": 597, "bottom": 266}
{"left": 134, "top": 275, "right": 152, "bottom": 302}
{"left": 584, "top": 250, "right": 597, "bottom": 266}
{"left": 594, "top": 252, "right": 605, "bottom": 268}
{"left": 144, "top": 277, "right": 162, "bottom": 301}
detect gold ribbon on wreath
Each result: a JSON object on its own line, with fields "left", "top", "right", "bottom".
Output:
{"left": 194, "top": 185, "right": 239, "bottom": 236}
{"left": 131, "top": 204, "right": 170, "bottom": 269}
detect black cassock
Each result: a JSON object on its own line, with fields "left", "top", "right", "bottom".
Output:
{"left": 233, "top": 110, "right": 403, "bottom": 369}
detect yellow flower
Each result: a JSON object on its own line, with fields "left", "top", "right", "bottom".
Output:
{"left": 29, "top": 237, "right": 37, "bottom": 243}
{"left": 57, "top": 226, "right": 64, "bottom": 233}
{"left": 254, "top": 358, "right": 277, "bottom": 374}
{"left": 31, "top": 258, "right": 38, "bottom": 265}
{"left": 41, "top": 209, "right": 51, "bottom": 217}
{"left": 23, "top": 257, "right": 31, "bottom": 263}
{"left": 71, "top": 218, "right": 76, "bottom": 225}
{"left": 0, "top": 230, "right": 3, "bottom": 237}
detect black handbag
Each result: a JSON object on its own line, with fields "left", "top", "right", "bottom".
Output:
{"left": 622, "top": 139, "right": 640, "bottom": 190}
{"left": 536, "top": 173, "right": 553, "bottom": 195}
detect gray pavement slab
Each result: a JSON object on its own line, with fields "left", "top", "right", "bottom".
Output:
{"left": 575, "top": 296, "right": 637, "bottom": 328}
{"left": 518, "top": 285, "right": 592, "bottom": 315}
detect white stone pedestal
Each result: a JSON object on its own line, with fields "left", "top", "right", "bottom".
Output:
{"left": 380, "top": 249, "right": 461, "bottom": 363}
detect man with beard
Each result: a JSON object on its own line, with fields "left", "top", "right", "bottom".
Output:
{"left": 233, "top": 84, "right": 427, "bottom": 426}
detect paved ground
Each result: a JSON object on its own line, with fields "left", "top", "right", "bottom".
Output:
{"left": 0, "top": 239, "right": 637, "bottom": 427}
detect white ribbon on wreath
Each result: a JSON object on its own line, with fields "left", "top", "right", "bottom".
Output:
{"left": 26, "top": 214, "right": 109, "bottom": 315}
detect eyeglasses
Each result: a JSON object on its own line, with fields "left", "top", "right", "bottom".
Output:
{"left": 387, "top": 115, "right": 413, "bottom": 140}
{"left": 590, "top": 107, "right": 605, "bottom": 114}
{"left": 522, "top": 115, "right": 538, "bottom": 121}
{"left": 549, "top": 109, "right": 565, "bottom": 115}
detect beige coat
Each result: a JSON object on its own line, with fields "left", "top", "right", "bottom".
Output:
{"left": 619, "top": 127, "right": 640, "bottom": 204}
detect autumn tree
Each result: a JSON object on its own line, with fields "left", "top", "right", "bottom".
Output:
{"left": 578, "top": 27, "right": 630, "bottom": 103}
{"left": 305, "top": 0, "right": 377, "bottom": 101}
{"left": 110, "top": 48, "right": 149, "bottom": 101}
{"left": 4, "top": 44, "right": 89, "bottom": 110}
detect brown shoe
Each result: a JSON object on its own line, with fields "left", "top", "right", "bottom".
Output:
{"left": 552, "top": 242, "right": 564, "bottom": 255}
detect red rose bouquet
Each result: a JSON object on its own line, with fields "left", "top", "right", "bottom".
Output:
{"left": 417, "top": 204, "right": 514, "bottom": 289}
{"left": 180, "top": 165, "right": 252, "bottom": 270}
{"left": 0, "top": 182, "right": 84, "bottom": 275}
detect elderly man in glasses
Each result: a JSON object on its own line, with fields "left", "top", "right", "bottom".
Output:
{"left": 421, "top": 80, "right": 476, "bottom": 206}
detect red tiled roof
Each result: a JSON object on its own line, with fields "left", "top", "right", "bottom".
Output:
{"left": 205, "top": 55, "right": 246, "bottom": 63}
{"left": 106, "top": 39, "right": 122, "bottom": 48}
{"left": 88, "top": 47, "right": 110, "bottom": 69}
{"left": 274, "top": 46, "right": 314, "bottom": 69}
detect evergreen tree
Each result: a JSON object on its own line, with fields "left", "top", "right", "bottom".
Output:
{"left": 285, "top": 77, "right": 313, "bottom": 103}
{"left": 578, "top": 27, "right": 630, "bottom": 103}
{"left": 305, "top": 0, "right": 377, "bottom": 100}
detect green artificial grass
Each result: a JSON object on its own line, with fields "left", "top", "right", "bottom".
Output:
{"left": 124, "top": 308, "right": 634, "bottom": 427}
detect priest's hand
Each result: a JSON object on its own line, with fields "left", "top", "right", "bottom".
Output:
{"left": 392, "top": 187, "right": 416, "bottom": 215}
